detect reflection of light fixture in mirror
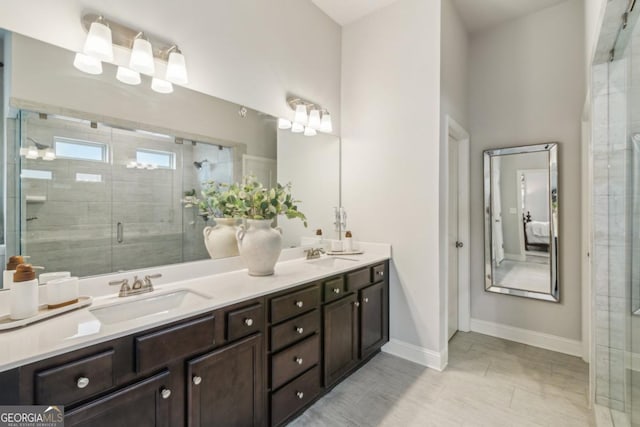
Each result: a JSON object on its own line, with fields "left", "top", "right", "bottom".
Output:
{"left": 20, "top": 137, "right": 56, "bottom": 161}
{"left": 151, "top": 78, "right": 174, "bottom": 94}
{"left": 73, "top": 52, "right": 103, "bottom": 75}
{"left": 291, "top": 122, "right": 304, "bottom": 133}
{"left": 308, "top": 109, "right": 321, "bottom": 130}
{"left": 278, "top": 118, "right": 292, "bottom": 129}
{"left": 116, "top": 66, "right": 141, "bottom": 85}
{"left": 83, "top": 16, "right": 113, "bottom": 61}
{"left": 41, "top": 148, "right": 56, "bottom": 161}
{"left": 165, "top": 46, "right": 188, "bottom": 84}
{"left": 303, "top": 126, "right": 317, "bottom": 137}
{"left": 294, "top": 104, "right": 308, "bottom": 125}
{"left": 320, "top": 111, "right": 333, "bottom": 133}
{"left": 130, "top": 33, "right": 155, "bottom": 75}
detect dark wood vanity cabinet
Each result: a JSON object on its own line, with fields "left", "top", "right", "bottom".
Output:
{"left": 187, "top": 334, "right": 265, "bottom": 427}
{"left": 0, "top": 260, "right": 389, "bottom": 427}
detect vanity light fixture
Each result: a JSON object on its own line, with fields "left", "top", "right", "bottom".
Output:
{"left": 129, "top": 33, "right": 155, "bottom": 75}
{"left": 284, "top": 97, "right": 333, "bottom": 137}
{"left": 116, "top": 66, "right": 141, "bottom": 85}
{"left": 75, "top": 13, "right": 189, "bottom": 94}
{"left": 83, "top": 16, "right": 113, "bottom": 62}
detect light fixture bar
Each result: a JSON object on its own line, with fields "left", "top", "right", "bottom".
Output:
{"left": 81, "top": 13, "right": 177, "bottom": 62}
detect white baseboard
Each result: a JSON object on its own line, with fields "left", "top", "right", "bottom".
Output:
{"left": 382, "top": 339, "right": 447, "bottom": 371}
{"left": 470, "top": 318, "right": 583, "bottom": 357}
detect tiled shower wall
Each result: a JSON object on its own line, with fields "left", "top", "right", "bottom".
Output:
{"left": 592, "top": 24, "right": 639, "bottom": 424}
{"left": 14, "top": 112, "right": 234, "bottom": 278}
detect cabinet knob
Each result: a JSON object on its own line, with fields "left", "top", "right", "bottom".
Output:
{"left": 378, "top": 271, "right": 384, "bottom": 277}
{"left": 192, "top": 375, "right": 202, "bottom": 386}
{"left": 295, "top": 301, "right": 304, "bottom": 308}
{"left": 76, "top": 377, "right": 90, "bottom": 389}
{"left": 354, "top": 301, "right": 360, "bottom": 307}
{"left": 333, "top": 288, "right": 341, "bottom": 294}
{"left": 160, "top": 388, "right": 171, "bottom": 399}
{"left": 296, "top": 391, "right": 304, "bottom": 400}
{"left": 294, "top": 357, "right": 304, "bottom": 365}
{"left": 296, "top": 327, "right": 304, "bottom": 334}
{"left": 364, "top": 297, "right": 369, "bottom": 303}
{"left": 244, "top": 318, "right": 253, "bottom": 326}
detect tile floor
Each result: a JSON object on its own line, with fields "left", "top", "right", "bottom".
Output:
{"left": 290, "top": 332, "right": 594, "bottom": 426}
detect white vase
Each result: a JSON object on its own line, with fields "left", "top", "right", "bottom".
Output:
{"left": 236, "top": 219, "right": 282, "bottom": 276}
{"left": 203, "top": 218, "right": 239, "bottom": 259}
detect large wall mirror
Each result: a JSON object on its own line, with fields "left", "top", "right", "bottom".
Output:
{"left": 0, "top": 31, "right": 341, "bottom": 287}
{"left": 483, "top": 143, "right": 559, "bottom": 302}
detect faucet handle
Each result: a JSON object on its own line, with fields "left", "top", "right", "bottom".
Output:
{"left": 144, "top": 273, "right": 162, "bottom": 287}
{"left": 109, "top": 279, "right": 129, "bottom": 287}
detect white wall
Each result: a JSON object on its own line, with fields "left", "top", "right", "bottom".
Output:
{"left": 585, "top": 0, "right": 606, "bottom": 72}
{"left": 342, "top": 0, "right": 443, "bottom": 364}
{"left": 0, "top": 0, "right": 341, "bottom": 132}
{"left": 469, "top": 0, "right": 585, "bottom": 340}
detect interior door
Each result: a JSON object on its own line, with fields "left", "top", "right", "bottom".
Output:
{"left": 448, "top": 137, "right": 459, "bottom": 340}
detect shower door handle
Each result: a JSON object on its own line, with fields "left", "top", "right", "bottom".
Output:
{"left": 117, "top": 222, "right": 124, "bottom": 243}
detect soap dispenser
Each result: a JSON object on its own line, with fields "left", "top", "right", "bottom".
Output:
{"left": 10, "top": 264, "right": 39, "bottom": 320}
{"left": 4, "top": 255, "right": 25, "bottom": 290}
{"left": 344, "top": 231, "right": 353, "bottom": 252}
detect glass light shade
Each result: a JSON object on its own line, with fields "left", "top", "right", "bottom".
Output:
{"left": 291, "top": 122, "right": 304, "bottom": 133}
{"left": 320, "top": 112, "right": 333, "bottom": 133}
{"left": 293, "top": 104, "right": 308, "bottom": 125}
{"left": 166, "top": 51, "right": 188, "bottom": 84}
{"left": 116, "top": 66, "right": 141, "bottom": 85}
{"left": 278, "top": 118, "right": 292, "bottom": 129}
{"left": 83, "top": 21, "right": 113, "bottom": 61}
{"left": 25, "top": 147, "right": 39, "bottom": 160}
{"left": 41, "top": 149, "right": 56, "bottom": 161}
{"left": 308, "top": 109, "right": 321, "bottom": 130}
{"left": 73, "top": 52, "right": 103, "bottom": 75}
{"left": 151, "top": 78, "right": 174, "bottom": 94}
{"left": 126, "top": 161, "right": 137, "bottom": 169}
{"left": 303, "top": 126, "right": 317, "bottom": 137}
{"left": 129, "top": 38, "right": 155, "bottom": 75}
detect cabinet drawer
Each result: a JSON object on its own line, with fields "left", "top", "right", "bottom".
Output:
{"left": 270, "top": 309, "right": 320, "bottom": 352}
{"left": 135, "top": 314, "right": 215, "bottom": 373}
{"left": 322, "top": 276, "right": 346, "bottom": 303}
{"left": 270, "top": 285, "right": 319, "bottom": 324}
{"left": 372, "top": 263, "right": 386, "bottom": 283}
{"left": 345, "top": 268, "right": 371, "bottom": 292}
{"left": 35, "top": 350, "right": 114, "bottom": 406}
{"left": 271, "top": 365, "right": 321, "bottom": 427}
{"left": 271, "top": 334, "right": 320, "bottom": 390}
{"left": 227, "top": 303, "right": 263, "bottom": 342}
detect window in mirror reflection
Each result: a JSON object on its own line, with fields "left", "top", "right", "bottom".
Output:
{"left": 54, "top": 137, "right": 108, "bottom": 162}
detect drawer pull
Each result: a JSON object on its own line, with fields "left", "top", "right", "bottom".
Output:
{"left": 354, "top": 301, "right": 360, "bottom": 307}
{"left": 296, "top": 391, "right": 304, "bottom": 400}
{"left": 295, "top": 301, "right": 304, "bottom": 308}
{"left": 76, "top": 377, "right": 90, "bottom": 389}
{"left": 296, "top": 327, "right": 304, "bottom": 334}
{"left": 294, "top": 357, "right": 304, "bottom": 365}
{"left": 364, "top": 297, "right": 369, "bottom": 303}
{"left": 244, "top": 318, "right": 254, "bottom": 326}
{"left": 333, "top": 288, "right": 341, "bottom": 294}
{"left": 192, "top": 375, "right": 202, "bottom": 385}
{"left": 160, "top": 388, "right": 171, "bottom": 399}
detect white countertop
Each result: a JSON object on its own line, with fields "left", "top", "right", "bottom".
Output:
{"left": 0, "top": 242, "right": 390, "bottom": 372}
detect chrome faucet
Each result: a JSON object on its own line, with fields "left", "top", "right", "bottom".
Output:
{"left": 305, "top": 248, "right": 325, "bottom": 260}
{"left": 109, "top": 273, "right": 162, "bottom": 297}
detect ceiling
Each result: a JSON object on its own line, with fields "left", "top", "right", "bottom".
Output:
{"left": 312, "top": 0, "right": 568, "bottom": 31}
{"left": 452, "top": 0, "right": 568, "bottom": 33}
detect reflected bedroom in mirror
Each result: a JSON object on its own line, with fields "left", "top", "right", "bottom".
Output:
{"left": 483, "top": 143, "right": 559, "bottom": 302}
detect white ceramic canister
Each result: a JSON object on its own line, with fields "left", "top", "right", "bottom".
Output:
{"left": 39, "top": 271, "right": 71, "bottom": 285}
{"left": 46, "top": 276, "right": 79, "bottom": 308}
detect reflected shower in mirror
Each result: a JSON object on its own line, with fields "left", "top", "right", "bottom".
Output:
{"left": 483, "top": 143, "right": 559, "bottom": 302}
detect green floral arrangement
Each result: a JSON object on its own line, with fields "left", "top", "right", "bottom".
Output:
{"left": 184, "top": 176, "right": 307, "bottom": 226}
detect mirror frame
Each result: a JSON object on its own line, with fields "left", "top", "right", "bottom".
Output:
{"left": 483, "top": 143, "right": 559, "bottom": 302}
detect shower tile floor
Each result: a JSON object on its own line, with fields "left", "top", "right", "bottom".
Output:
{"left": 290, "top": 332, "right": 594, "bottom": 426}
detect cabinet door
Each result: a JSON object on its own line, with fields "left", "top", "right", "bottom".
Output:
{"left": 187, "top": 334, "right": 264, "bottom": 427}
{"left": 65, "top": 371, "right": 171, "bottom": 427}
{"left": 360, "top": 282, "right": 388, "bottom": 358}
{"left": 323, "top": 293, "right": 358, "bottom": 387}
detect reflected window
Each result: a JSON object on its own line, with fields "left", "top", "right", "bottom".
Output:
{"left": 75, "top": 173, "right": 102, "bottom": 183}
{"left": 21, "top": 169, "right": 53, "bottom": 180}
{"left": 54, "top": 137, "right": 108, "bottom": 162}
{"left": 136, "top": 148, "right": 175, "bottom": 169}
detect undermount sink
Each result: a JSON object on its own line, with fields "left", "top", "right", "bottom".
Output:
{"left": 306, "top": 257, "right": 359, "bottom": 269}
{"left": 90, "top": 290, "right": 212, "bottom": 325}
